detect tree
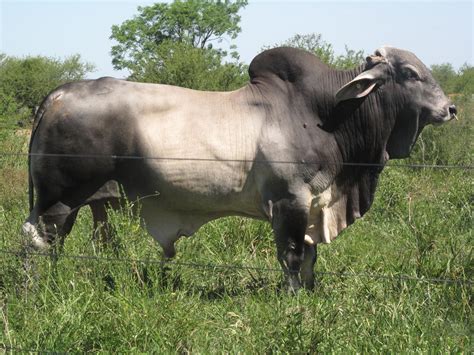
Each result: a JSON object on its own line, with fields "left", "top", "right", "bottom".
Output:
{"left": 0, "top": 54, "right": 95, "bottom": 124}
{"left": 110, "top": 0, "right": 248, "bottom": 90}
{"left": 265, "top": 33, "right": 365, "bottom": 69}
{"left": 430, "top": 63, "right": 457, "bottom": 93}
{"left": 452, "top": 64, "right": 473, "bottom": 95}
{"left": 430, "top": 63, "right": 473, "bottom": 96}
{"left": 135, "top": 40, "right": 247, "bottom": 90}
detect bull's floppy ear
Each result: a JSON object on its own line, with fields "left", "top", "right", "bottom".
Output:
{"left": 335, "top": 56, "right": 389, "bottom": 104}
{"left": 335, "top": 74, "right": 378, "bottom": 104}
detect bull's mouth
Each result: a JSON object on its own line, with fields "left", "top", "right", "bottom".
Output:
{"left": 427, "top": 108, "right": 455, "bottom": 126}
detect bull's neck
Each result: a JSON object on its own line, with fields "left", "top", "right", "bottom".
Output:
{"left": 313, "top": 65, "right": 366, "bottom": 122}
{"left": 313, "top": 65, "right": 396, "bottom": 218}
{"left": 314, "top": 65, "right": 394, "bottom": 165}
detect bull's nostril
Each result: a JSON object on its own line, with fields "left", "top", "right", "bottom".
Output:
{"left": 449, "top": 105, "right": 457, "bottom": 115}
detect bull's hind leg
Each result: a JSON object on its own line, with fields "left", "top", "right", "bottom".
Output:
{"left": 89, "top": 198, "right": 121, "bottom": 244}
{"left": 24, "top": 177, "right": 121, "bottom": 249}
{"left": 23, "top": 180, "right": 105, "bottom": 249}
{"left": 23, "top": 199, "right": 80, "bottom": 250}
{"left": 271, "top": 199, "right": 309, "bottom": 292}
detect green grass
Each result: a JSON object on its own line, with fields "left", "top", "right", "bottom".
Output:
{"left": 0, "top": 124, "right": 472, "bottom": 352}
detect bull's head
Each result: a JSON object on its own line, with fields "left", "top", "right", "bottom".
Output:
{"left": 335, "top": 46, "right": 456, "bottom": 158}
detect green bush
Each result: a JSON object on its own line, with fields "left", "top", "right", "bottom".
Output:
{"left": 0, "top": 89, "right": 24, "bottom": 128}
{"left": 131, "top": 40, "right": 248, "bottom": 90}
{"left": 0, "top": 53, "right": 95, "bottom": 127}
{"left": 263, "top": 33, "right": 365, "bottom": 69}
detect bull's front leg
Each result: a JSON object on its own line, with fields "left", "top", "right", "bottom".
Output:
{"left": 300, "top": 243, "right": 317, "bottom": 289}
{"left": 271, "top": 198, "right": 309, "bottom": 292}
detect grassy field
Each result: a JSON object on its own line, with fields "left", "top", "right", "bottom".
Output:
{"left": 0, "top": 100, "right": 472, "bottom": 352}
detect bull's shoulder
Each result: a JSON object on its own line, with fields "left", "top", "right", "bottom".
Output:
{"left": 248, "top": 47, "right": 328, "bottom": 84}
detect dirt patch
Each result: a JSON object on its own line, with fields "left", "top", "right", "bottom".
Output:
{"left": 15, "top": 129, "right": 32, "bottom": 138}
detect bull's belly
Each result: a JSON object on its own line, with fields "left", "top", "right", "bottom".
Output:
{"left": 119, "top": 160, "right": 264, "bottom": 251}
{"left": 137, "top": 185, "right": 265, "bottom": 219}
{"left": 135, "top": 184, "right": 265, "bottom": 256}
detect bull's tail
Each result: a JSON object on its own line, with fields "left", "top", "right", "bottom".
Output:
{"left": 28, "top": 154, "right": 33, "bottom": 212}
{"left": 27, "top": 96, "right": 50, "bottom": 212}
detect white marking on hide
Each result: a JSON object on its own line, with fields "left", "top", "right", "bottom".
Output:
{"left": 22, "top": 222, "right": 49, "bottom": 249}
{"left": 304, "top": 234, "right": 314, "bottom": 245}
{"left": 322, "top": 207, "right": 331, "bottom": 244}
{"left": 265, "top": 200, "right": 273, "bottom": 221}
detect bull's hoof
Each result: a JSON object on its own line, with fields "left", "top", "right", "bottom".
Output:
{"left": 22, "top": 222, "right": 50, "bottom": 250}
{"left": 302, "top": 279, "right": 315, "bottom": 291}
{"left": 287, "top": 276, "right": 302, "bottom": 294}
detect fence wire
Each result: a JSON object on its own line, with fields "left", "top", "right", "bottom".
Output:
{"left": 0, "top": 151, "right": 473, "bottom": 170}
{"left": 0, "top": 142, "right": 472, "bottom": 287}
{"left": 1, "top": 248, "right": 471, "bottom": 286}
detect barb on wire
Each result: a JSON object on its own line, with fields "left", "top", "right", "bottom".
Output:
{"left": 0, "top": 151, "right": 472, "bottom": 170}
{"left": 1, "top": 248, "right": 472, "bottom": 285}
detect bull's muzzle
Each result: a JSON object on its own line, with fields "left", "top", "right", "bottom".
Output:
{"left": 449, "top": 105, "right": 458, "bottom": 121}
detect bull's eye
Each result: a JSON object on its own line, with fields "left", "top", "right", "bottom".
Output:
{"left": 402, "top": 66, "right": 421, "bottom": 81}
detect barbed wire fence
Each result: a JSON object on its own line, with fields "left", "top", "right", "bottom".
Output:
{"left": 0, "top": 248, "right": 472, "bottom": 285}
{"left": 0, "top": 151, "right": 473, "bottom": 170}
{"left": 0, "top": 150, "right": 472, "bottom": 284}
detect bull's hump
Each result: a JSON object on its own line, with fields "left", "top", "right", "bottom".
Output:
{"left": 248, "top": 47, "right": 326, "bottom": 84}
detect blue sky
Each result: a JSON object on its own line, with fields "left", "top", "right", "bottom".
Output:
{"left": 1, "top": 0, "right": 472, "bottom": 78}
